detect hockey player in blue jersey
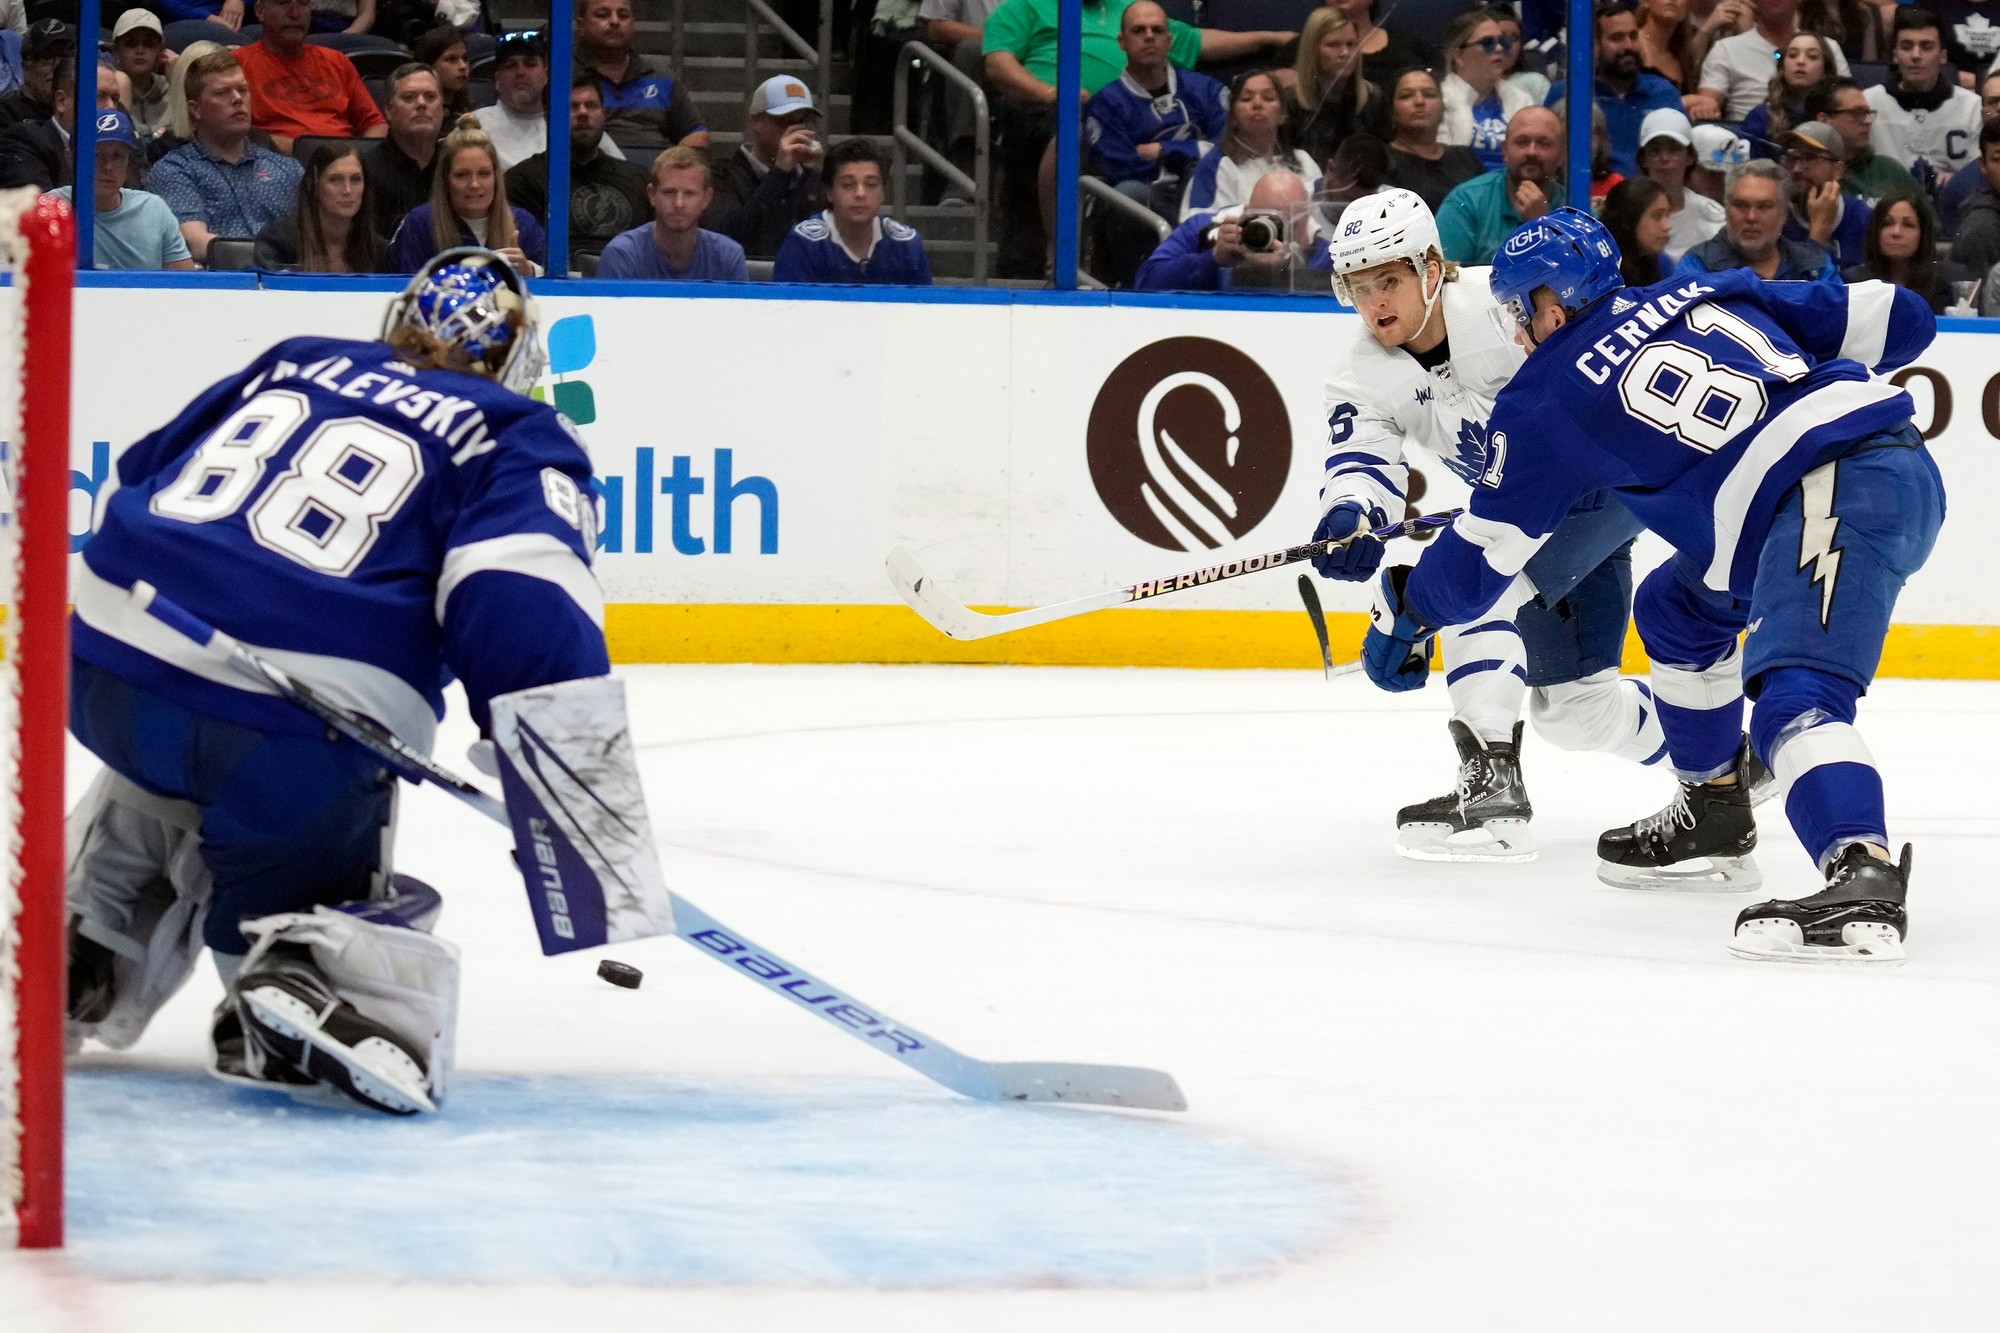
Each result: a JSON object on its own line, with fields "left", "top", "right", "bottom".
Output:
{"left": 1362, "top": 207, "right": 1943, "bottom": 965}
{"left": 63, "top": 249, "right": 675, "bottom": 1111}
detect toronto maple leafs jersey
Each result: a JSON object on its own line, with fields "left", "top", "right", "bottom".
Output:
{"left": 73, "top": 336, "right": 609, "bottom": 752}
{"left": 1083, "top": 66, "right": 1229, "bottom": 186}
{"left": 772, "top": 211, "right": 933, "bottom": 285}
{"left": 1402, "top": 273, "right": 1935, "bottom": 634}
{"left": 1865, "top": 81, "right": 1983, "bottom": 185}
{"left": 1320, "top": 266, "right": 1525, "bottom": 521}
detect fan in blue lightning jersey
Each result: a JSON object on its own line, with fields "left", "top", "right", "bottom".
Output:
{"left": 62, "top": 250, "right": 644, "bottom": 1113}
{"left": 1362, "top": 207, "right": 1943, "bottom": 966}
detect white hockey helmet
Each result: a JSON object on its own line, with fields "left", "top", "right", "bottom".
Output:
{"left": 1327, "top": 188, "right": 1441, "bottom": 292}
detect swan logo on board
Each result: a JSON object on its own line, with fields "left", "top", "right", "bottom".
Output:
{"left": 1086, "top": 337, "right": 1291, "bottom": 552}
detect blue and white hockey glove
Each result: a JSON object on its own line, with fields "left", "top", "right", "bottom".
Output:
{"left": 1310, "top": 501, "right": 1388, "bottom": 581}
{"left": 1362, "top": 565, "right": 1434, "bottom": 693}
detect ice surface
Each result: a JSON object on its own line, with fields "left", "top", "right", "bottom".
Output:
{"left": 7, "top": 664, "right": 2000, "bottom": 1332}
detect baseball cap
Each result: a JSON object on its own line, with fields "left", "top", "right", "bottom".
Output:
{"left": 93, "top": 108, "right": 138, "bottom": 150}
{"left": 748, "top": 74, "right": 819, "bottom": 118}
{"left": 1781, "top": 120, "right": 1843, "bottom": 161}
{"left": 1638, "top": 107, "right": 1692, "bottom": 149}
{"left": 1690, "top": 123, "right": 1751, "bottom": 170}
{"left": 24, "top": 19, "right": 75, "bottom": 59}
{"left": 494, "top": 27, "right": 548, "bottom": 63}
{"left": 112, "top": 10, "right": 164, "bottom": 41}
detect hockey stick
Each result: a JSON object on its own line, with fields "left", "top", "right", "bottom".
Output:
{"left": 128, "top": 583, "right": 1187, "bottom": 1113}
{"left": 1295, "top": 575, "right": 1364, "bottom": 682}
{"left": 886, "top": 509, "right": 1460, "bottom": 641}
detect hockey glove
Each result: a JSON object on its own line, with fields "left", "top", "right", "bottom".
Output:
{"left": 1362, "top": 565, "right": 1435, "bottom": 693}
{"left": 1310, "top": 501, "right": 1388, "bottom": 580}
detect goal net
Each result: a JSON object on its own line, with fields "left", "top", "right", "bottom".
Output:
{"left": 0, "top": 189, "right": 74, "bottom": 1250}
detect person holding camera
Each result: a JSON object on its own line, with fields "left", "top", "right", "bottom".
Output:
{"left": 1134, "top": 170, "right": 1330, "bottom": 290}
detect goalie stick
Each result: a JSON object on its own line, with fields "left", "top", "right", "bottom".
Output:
{"left": 129, "top": 582, "right": 1187, "bottom": 1114}
{"left": 886, "top": 509, "right": 1460, "bottom": 641}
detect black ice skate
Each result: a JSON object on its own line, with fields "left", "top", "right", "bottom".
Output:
{"left": 1729, "top": 843, "right": 1911, "bottom": 966}
{"left": 1396, "top": 721, "right": 1535, "bottom": 863}
{"left": 236, "top": 943, "right": 435, "bottom": 1114}
{"left": 1736, "top": 734, "right": 1778, "bottom": 808}
{"left": 1596, "top": 776, "right": 1759, "bottom": 892}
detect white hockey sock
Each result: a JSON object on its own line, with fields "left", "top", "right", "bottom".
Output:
{"left": 1530, "top": 668, "right": 1668, "bottom": 765}
{"left": 1439, "top": 581, "right": 1531, "bottom": 743}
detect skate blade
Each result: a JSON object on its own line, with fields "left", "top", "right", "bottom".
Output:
{"left": 242, "top": 987, "right": 436, "bottom": 1115}
{"left": 1595, "top": 854, "right": 1760, "bottom": 893}
{"left": 1397, "top": 819, "right": 1537, "bottom": 863}
{"left": 1727, "top": 920, "right": 1906, "bottom": 967}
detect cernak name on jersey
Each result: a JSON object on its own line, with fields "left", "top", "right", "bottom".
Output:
{"left": 241, "top": 353, "right": 506, "bottom": 466}
{"left": 1570, "top": 279, "right": 1719, "bottom": 387}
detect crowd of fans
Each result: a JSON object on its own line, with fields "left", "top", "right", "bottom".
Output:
{"left": 3, "top": 0, "right": 2000, "bottom": 310}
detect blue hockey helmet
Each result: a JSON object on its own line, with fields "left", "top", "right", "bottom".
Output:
{"left": 1489, "top": 207, "right": 1624, "bottom": 337}
{"left": 382, "top": 248, "right": 547, "bottom": 393}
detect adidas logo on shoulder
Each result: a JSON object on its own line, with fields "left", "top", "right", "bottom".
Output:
{"left": 1611, "top": 294, "right": 1637, "bottom": 314}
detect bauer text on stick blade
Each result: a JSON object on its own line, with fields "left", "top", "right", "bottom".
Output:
{"left": 129, "top": 582, "right": 1185, "bottom": 1112}
{"left": 886, "top": 510, "right": 1462, "bottom": 641}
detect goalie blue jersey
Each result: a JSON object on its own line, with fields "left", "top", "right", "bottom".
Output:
{"left": 73, "top": 335, "right": 609, "bottom": 751}
{"left": 1405, "top": 272, "right": 1935, "bottom": 632}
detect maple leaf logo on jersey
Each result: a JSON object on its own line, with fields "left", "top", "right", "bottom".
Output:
{"left": 1442, "top": 419, "right": 1494, "bottom": 487}
{"left": 1956, "top": 14, "right": 2000, "bottom": 56}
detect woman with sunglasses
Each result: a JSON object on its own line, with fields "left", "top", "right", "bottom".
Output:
{"left": 1441, "top": 8, "right": 1536, "bottom": 173}
{"left": 1490, "top": 9, "right": 1549, "bottom": 102}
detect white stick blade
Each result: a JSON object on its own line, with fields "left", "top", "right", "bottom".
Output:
{"left": 987, "top": 1062, "right": 1188, "bottom": 1112}
{"left": 884, "top": 545, "right": 987, "bottom": 640}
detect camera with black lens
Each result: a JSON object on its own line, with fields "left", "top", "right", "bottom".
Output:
{"left": 1238, "top": 209, "right": 1287, "bottom": 253}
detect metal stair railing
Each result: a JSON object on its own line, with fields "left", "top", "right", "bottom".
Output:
{"left": 744, "top": 0, "right": 834, "bottom": 120}
{"left": 890, "top": 39, "right": 990, "bottom": 283}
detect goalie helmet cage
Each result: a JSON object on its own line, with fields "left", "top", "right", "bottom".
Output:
{"left": 0, "top": 190, "right": 74, "bottom": 1250}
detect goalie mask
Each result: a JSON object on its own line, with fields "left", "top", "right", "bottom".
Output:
{"left": 383, "top": 248, "right": 547, "bottom": 393}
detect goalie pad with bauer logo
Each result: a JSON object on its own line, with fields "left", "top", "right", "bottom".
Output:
{"left": 488, "top": 675, "right": 678, "bottom": 954}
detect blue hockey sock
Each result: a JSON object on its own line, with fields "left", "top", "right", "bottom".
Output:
{"left": 1647, "top": 643, "right": 1744, "bottom": 781}
{"left": 1774, "top": 724, "right": 1887, "bottom": 869}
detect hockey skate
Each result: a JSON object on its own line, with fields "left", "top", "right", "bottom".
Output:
{"left": 1729, "top": 843, "right": 1911, "bottom": 967}
{"left": 236, "top": 942, "right": 436, "bottom": 1115}
{"left": 1597, "top": 777, "right": 1759, "bottom": 892}
{"left": 1396, "top": 721, "right": 1536, "bottom": 862}
{"left": 1736, "top": 735, "right": 1778, "bottom": 808}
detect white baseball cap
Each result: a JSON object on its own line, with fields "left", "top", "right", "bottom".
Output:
{"left": 1638, "top": 107, "right": 1692, "bottom": 149}
{"left": 748, "top": 75, "right": 819, "bottom": 118}
{"left": 111, "top": 9, "right": 163, "bottom": 40}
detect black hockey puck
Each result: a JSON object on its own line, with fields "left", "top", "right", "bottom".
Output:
{"left": 597, "top": 960, "right": 643, "bottom": 990}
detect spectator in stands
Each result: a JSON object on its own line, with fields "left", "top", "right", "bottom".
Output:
{"left": 1286, "top": 7, "right": 1378, "bottom": 167}
{"left": 1326, "top": 0, "right": 1433, "bottom": 82}
{"left": 774, "top": 139, "right": 932, "bottom": 284}
{"left": 1740, "top": 32, "right": 1836, "bottom": 156}
{"left": 1602, "top": 175, "right": 1674, "bottom": 284}
{"left": 1135, "top": 169, "right": 1330, "bottom": 291}
{"left": 1688, "top": 121, "right": 1749, "bottom": 200}
{"left": 1950, "top": 122, "right": 2000, "bottom": 276}
{"left": 1698, "top": 0, "right": 1850, "bottom": 122}
{"left": 1382, "top": 67, "right": 1483, "bottom": 212}
{"left": 1086, "top": 2, "right": 1226, "bottom": 210}
{"left": 152, "top": 50, "right": 306, "bottom": 264}
{"left": 597, "top": 145, "right": 748, "bottom": 279}
{"left": 704, "top": 74, "right": 824, "bottom": 260}
{"left": 152, "top": 39, "right": 225, "bottom": 162}
{"left": 112, "top": 11, "right": 172, "bottom": 140}
{"left": 1442, "top": 8, "right": 1537, "bottom": 173}
{"left": 921, "top": 0, "right": 1002, "bottom": 202}
{"left": 473, "top": 30, "right": 621, "bottom": 172}
{"left": 1556, "top": 97, "right": 1624, "bottom": 207}
{"left": 1779, "top": 119, "right": 1870, "bottom": 268}
{"left": 1544, "top": 3, "right": 1682, "bottom": 177}
{"left": 506, "top": 81, "right": 650, "bottom": 271}
{"left": 575, "top": 0, "right": 708, "bottom": 150}
{"left": 1845, "top": 191, "right": 1969, "bottom": 311}
{"left": 1932, "top": 0, "right": 2000, "bottom": 86}
{"left": 1181, "top": 71, "right": 1319, "bottom": 220}
{"left": 235, "top": 0, "right": 386, "bottom": 154}
{"left": 1865, "top": 8, "right": 1981, "bottom": 185}
{"left": 413, "top": 25, "right": 475, "bottom": 122}
{"left": 307, "top": 0, "right": 377, "bottom": 36}
{"left": 1637, "top": 108, "right": 1723, "bottom": 260}
{"left": 0, "top": 19, "right": 69, "bottom": 129}
{"left": 1492, "top": 9, "right": 1550, "bottom": 102}
{"left": 253, "top": 140, "right": 388, "bottom": 271}
{"left": 55, "top": 109, "right": 195, "bottom": 269}
{"left": 1676, "top": 156, "right": 1839, "bottom": 280}
{"left": 1634, "top": 0, "right": 1746, "bottom": 118}
{"left": 1938, "top": 70, "right": 2000, "bottom": 231}
{"left": 1437, "top": 103, "right": 1565, "bottom": 263}
{"left": 1800, "top": 0, "right": 1884, "bottom": 64}
{"left": 1809, "top": 75, "right": 1933, "bottom": 221}
{"left": 0, "top": 58, "right": 69, "bottom": 188}
{"left": 362, "top": 62, "right": 442, "bottom": 241}
{"left": 390, "top": 114, "right": 547, "bottom": 273}
{"left": 981, "top": 0, "right": 1294, "bottom": 276}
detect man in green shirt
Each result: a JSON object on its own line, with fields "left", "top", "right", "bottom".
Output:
{"left": 1437, "top": 105, "right": 1567, "bottom": 264}
{"left": 981, "top": 0, "right": 1293, "bottom": 275}
{"left": 1808, "top": 76, "right": 1935, "bottom": 229}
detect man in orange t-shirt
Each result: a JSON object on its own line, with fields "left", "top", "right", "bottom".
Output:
{"left": 234, "top": 0, "right": 386, "bottom": 153}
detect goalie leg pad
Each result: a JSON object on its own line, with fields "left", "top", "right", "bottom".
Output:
{"left": 218, "top": 883, "right": 460, "bottom": 1114}
{"left": 64, "top": 769, "right": 214, "bottom": 1052}
{"left": 489, "top": 675, "right": 677, "bottom": 954}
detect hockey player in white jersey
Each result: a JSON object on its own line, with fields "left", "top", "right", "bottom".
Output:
{"left": 1314, "top": 188, "right": 1672, "bottom": 861}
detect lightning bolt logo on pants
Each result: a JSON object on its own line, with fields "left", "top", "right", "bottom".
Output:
{"left": 1797, "top": 462, "right": 1842, "bottom": 628}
